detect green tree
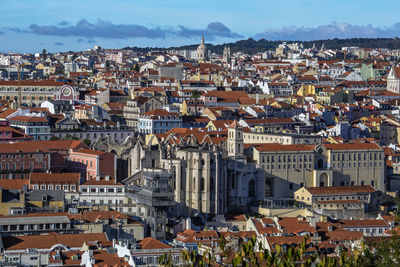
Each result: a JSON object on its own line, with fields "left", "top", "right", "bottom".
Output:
{"left": 50, "top": 136, "right": 59, "bottom": 141}
{"left": 42, "top": 49, "right": 47, "bottom": 60}
{"left": 190, "top": 89, "right": 202, "bottom": 116}
{"left": 84, "top": 139, "right": 91, "bottom": 146}
{"left": 105, "top": 60, "right": 111, "bottom": 71}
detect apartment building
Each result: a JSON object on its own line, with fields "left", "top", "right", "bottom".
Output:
{"left": 67, "top": 149, "right": 116, "bottom": 180}
{"left": 78, "top": 176, "right": 125, "bottom": 210}
{"left": 9, "top": 115, "right": 50, "bottom": 140}
{"left": 138, "top": 109, "right": 182, "bottom": 134}
{"left": 0, "top": 80, "right": 76, "bottom": 106}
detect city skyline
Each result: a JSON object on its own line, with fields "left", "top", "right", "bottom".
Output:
{"left": 1, "top": 0, "right": 400, "bottom": 53}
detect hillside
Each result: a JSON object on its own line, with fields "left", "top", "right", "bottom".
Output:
{"left": 124, "top": 37, "right": 400, "bottom": 55}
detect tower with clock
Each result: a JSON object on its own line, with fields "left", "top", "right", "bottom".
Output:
{"left": 54, "top": 85, "right": 79, "bottom": 101}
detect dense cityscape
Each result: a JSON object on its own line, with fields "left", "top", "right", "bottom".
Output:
{"left": 2, "top": 15, "right": 400, "bottom": 265}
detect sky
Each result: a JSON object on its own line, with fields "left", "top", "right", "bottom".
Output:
{"left": 0, "top": 0, "right": 399, "bottom": 53}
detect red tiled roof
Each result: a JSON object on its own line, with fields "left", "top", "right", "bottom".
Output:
{"left": 277, "top": 217, "right": 317, "bottom": 234}
{"left": 138, "top": 237, "right": 171, "bottom": 249}
{"left": 75, "top": 149, "right": 106, "bottom": 156}
{"left": 30, "top": 172, "right": 80, "bottom": 185}
{"left": 0, "top": 179, "right": 29, "bottom": 190}
{"left": 305, "top": 185, "right": 376, "bottom": 195}
{"left": 81, "top": 179, "right": 122, "bottom": 186}
{"left": 0, "top": 80, "right": 69, "bottom": 87}
{"left": 9, "top": 116, "right": 48, "bottom": 123}
{"left": 336, "top": 219, "right": 389, "bottom": 227}
{"left": 324, "top": 143, "right": 381, "bottom": 151}
{"left": 0, "top": 140, "right": 87, "bottom": 153}
{"left": 254, "top": 143, "right": 316, "bottom": 152}
{"left": 2, "top": 232, "right": 111, "bottom": 250}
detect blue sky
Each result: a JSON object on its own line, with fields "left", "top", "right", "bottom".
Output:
{"left": 0, "top": 0, "right": 399, "bottom": 53}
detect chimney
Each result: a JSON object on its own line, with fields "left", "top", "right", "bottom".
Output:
{"left": 256, "top": 94, "right": 259, "bottom": 105}
{"left": 105, "top": 175, "right": 110, "bottom": 181}
{"left": 95, "top": 176, "right": 100, "bottom": 181}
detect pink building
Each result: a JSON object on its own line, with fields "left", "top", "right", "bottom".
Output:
{"left": 0, "top": 140, "right": 87, "bottom": 180}
{"left": 68, "top": 149, "right": 116, "bottom": 180}
{"left": 0, "top": 121, "right": 33, "bottom": 143}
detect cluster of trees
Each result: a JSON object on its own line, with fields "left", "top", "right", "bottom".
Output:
{"left": 159, "top": 233, "right": 400, "bottom": 266}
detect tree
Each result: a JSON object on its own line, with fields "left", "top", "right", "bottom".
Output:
{"left": 105, "top": 60, "right": 111, "bottom": 71}
{"left": 42, "top": 49, "right": 47, "bottom": 60}
{"left": 84, "top": 139, "right": 91, "bottom": 147}
{"left": 134, "top": 64, "right": 140, "bottom": 72}
{"left": 159, "top": 232, "right": 400, "bottom": 267}
{"left": 50, "top": 136, "right": 59, "bottom": 141}
{"left": 190, "top": 90, "right": 202, "bottom": 116}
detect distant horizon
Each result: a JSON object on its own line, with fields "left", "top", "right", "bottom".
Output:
{"left": 3, "top": 36, "right": 400, "bottom": 55}
{"left": 1, "top": 0, "right": 400, "bottom": 53}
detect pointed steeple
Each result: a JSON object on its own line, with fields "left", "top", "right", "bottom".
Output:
{"left": 201, "top": 35, "right": 205, "bottom": 45}
{"left": 229, "top": 119, "right": 241, "bottom": 129}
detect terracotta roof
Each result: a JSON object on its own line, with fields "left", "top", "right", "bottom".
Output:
{"left": 266, "top": 236, "right": 309, "bottom": 246}
{"left": 277, "top": 217, "right": 317, "bottom": 234}
{"left": 204, "top": 91, "right": 249, "bottom": 100}
{"left": 75, "top": 149, "right": 106, "bottom": 156}
{"left": 0, "top": 140, "right": 87, "bottom": 153}
{"left": 142, "top": 109, "right": 180, "bottom": 117}
{"left": 0, "top": 80, "right": 68, "bottom": 87}
{"left": 0, "top": 109, "right": 18, "bottom": 119}
{"left": 315, "top": 199, "right": 362, "bottom": 204}
{"left": 225, "top": 214, "right": 247, "bottom": 222}
{"left": 391, "top": 66, "right": 400, "bottom": 79}
{"left": 81, "top": 179, "right": 122, "bottom": 186}
{"left": 305, "top": 185, "right": 376, "bottom": 195}
{"left": 138, "top": 237, "right": 171, "bottom": 249}
{"left": 336, "top": 219, "right": 389, "bottom": 228}
{"left": 0, "top": 179, "right": 29, "bottom": 190}
{"left": 30, "top": 172, "right": 80, "bottom": 185}
{"left": 325, "top": 229, "right": 363, "bottom": 241}
{"left": 9, "top": 116, "right": 48, "bottom": 123}
{"left": 324, "top": 143, "right": 381, "bottom": 151}
{"left": 254, "top": 143, "right": 316, "bottom": 152}
{"left": 175, "top": 229, "right": 219, "bottom": 244}
{"left": 67, "top": 210, "right": 135, "bottom": 223}
{"left": 2, "top": 232, "right": 111, "bottom": 251}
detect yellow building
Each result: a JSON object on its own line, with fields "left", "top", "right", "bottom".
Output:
{"left": 0, "top": 188, "right": 25, "bottom": 215}
{"left": 297, "top": 85, "right": 316, "bottom": 97}
{"left": 25, "top": 190, "right": 65, "bottom": 211}
{"left": 294, "top": 185, "right": 376, "bottom": 206}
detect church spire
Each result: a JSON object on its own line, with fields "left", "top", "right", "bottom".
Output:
{"left": 201, "top": 35, "right": 205, "bottom": 45}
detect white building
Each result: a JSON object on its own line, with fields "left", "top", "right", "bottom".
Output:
{"left": 79, "top": 176, "right": 125, "bottom": 210}
{"left": 138, "top": 109, "right": 182, "bottom": 135}
{"left": 8, "top": 116, "right": 50, "bottom": 141}
{"left": 387, "top": 66, "right": 400, "bottom": 94}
